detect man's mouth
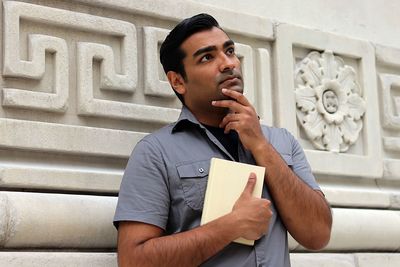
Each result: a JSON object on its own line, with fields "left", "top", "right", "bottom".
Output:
{"left": 219, "top": 75, "right": 241, "bottom": 85}
{"left": 219, "top": 74, "right": 242, "bottom": 88}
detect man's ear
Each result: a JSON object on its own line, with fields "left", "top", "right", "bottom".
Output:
{"left": 167, "top": 71, "right": 186, "bottom": 95}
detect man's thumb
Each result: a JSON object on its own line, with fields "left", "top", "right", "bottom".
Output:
{"left": 242, "top": 172, "right": 257, "bottom": 196}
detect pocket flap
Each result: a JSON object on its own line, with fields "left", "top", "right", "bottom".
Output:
{"left": 176, "top": 160, "right": 209, "bottom": 179}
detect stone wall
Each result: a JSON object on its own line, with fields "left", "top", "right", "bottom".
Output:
{"left": 0, "top": 0, "right": 399, "bottom": 266}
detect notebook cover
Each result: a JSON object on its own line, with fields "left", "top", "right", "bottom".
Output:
{"left": 200, "top": 157, "right": 265, "bottom": 246}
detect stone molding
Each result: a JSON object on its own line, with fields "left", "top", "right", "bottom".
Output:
{"left": 288, "top": 208, "right": 400, "bottom": 252}
{"left": 1, "top": 192, "right": 399, "bottom": 251}
{"left": 0, "top": 252, "right": 117, "bottom": 267}
{"left": 72, "top": 0, "right": 274, "bottom": 40}
{"left": 0, "top": 118, "right": 146, "bottom": 157}
{"left": 0, "top": 192, "right": 117, "bottom": 248}
{"left": 290, "top": 253, "right": 400, "bottom": 267}
{"left": 0, "top": 166, "right": 122, "bottom": 193}
{"left": 0, "top": 252, "right": 399, "bottom": 267}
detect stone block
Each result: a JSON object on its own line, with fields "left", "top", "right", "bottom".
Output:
{"left": 326, "top": 208, "right": 400, "bottom": 251}
{"left": 322, "top": 186, "right": 391, "bottom": 209}
{"left": 290, "top": 253, "right": 355, "bottom": 267}
{"left": 0, "top": 119, "right": 146, "bottom": 158}
{"left": 0, "top": 166, "right": 122, "bottom": 193}
{"left": 0, "top": 192, "right": 117, "bottom": 248}
{"left": 356, "top": 253, "right": 400, "bottom": 267}
{"left": 289, "top": 208, "right": 400, "bottom": 251}
{"left": 0, "top": 252, "right": 117, "bottom": 267}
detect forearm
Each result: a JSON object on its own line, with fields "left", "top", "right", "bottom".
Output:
{"left": 211, "top": 89, "right": 331, "bottom": 248}
{"left": 252, "top": 141, "right": 332, "bottom": 250}
{"left": 121, "top": 213, "right": 240, "bottom": 267}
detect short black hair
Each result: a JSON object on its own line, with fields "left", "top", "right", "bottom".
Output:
{"left": 160, "top": 13, "right": 220, "bottom": 103}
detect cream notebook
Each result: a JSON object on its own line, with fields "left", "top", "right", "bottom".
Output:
{"left": 200, "top": 157, "right": 265, "bottom": 246}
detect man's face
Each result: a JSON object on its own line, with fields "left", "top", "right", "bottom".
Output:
{"left": 178, "top": 27, "right": 243, "bottom": 119}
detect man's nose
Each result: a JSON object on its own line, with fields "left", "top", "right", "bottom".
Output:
{"left": 219, "top": 53, "right": 237, "bottom": 72}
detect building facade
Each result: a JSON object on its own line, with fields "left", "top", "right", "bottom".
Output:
{"left": 0, "top": 0, "right": 399, "bottom": 266}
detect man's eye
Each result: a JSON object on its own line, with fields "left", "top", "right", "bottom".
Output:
{"left": 200, "top": 54, "right": 213, "bottom": 63}
{"left": 226, "top": 47, "right": 235, "bottom": 56}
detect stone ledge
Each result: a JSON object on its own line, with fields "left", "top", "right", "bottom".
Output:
{"left": 0, "top": 166, "right": 122, "bottom": 193}
{"left": 72, "top": 0, "right": 273, "bottom": 40}
{"left": 0, "top": 252, "right": 117, "bottom": 267}
{"left": 289, "top": 208, "right": 400, "bottom": 251}
{"left": 0, "top": 252, "right": 399, "bottom": 266}
{"left": 0, "top": 192, "right": 399, "bottom": 251}
{"left": 0, "top": 192, "right": 117, "bottom": 248}
{"left": 291, "top": 253, "right": 400, "bottom": 267}
{"left": 0, "top": 118, "right": 146, "bottom": 158}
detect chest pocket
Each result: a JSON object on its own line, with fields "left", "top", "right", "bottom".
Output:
{"left": 176, "top": 160, "right": 210, "bottom": 211}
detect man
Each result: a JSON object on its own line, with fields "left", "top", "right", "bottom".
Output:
{"left": 114, "top": 13, "right": 332, "bottom": 267}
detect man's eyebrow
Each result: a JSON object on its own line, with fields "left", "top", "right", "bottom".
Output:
{"left": 192, "top": 40, "right": 235, "bottom": 58}
{"left": 193, "top": 45, "right": 216, "bottom": 58}
{"left": 223, "top": 40, "right": 235, "bottom": 49}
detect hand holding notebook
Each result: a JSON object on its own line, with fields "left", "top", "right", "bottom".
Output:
{"left": 201, "top": 158, "right": 270, "bottom": 245}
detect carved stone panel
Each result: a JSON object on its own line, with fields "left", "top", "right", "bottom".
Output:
{"left": 275, "top": 24, "right": 382, "bottom": 178}
{"left": 0, "top": 1, "right": 274, "bottom": 192}
{"left": 294, "top": 50, "right": 366, "bottom": 152}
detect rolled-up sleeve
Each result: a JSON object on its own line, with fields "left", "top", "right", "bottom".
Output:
{"left": 285, "top": 129, "right": 320, "bottom": 191}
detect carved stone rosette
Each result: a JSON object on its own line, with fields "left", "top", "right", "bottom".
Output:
{"left": 294, "top": 50, "right": 366, "bottom": 152}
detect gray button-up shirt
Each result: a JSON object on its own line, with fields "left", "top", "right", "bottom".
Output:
{"left": 114, "top": 106, "right": 320, "bottom": 267}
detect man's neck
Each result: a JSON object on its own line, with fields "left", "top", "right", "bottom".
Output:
{"left": 185, "top": 105, "right": 228, "bottom": 127}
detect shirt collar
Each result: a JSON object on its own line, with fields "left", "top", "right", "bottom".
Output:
{"left": 171, "top": 106, "right": 206, "bottom": 133}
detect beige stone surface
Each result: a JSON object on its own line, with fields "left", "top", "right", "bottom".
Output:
{"left": 191, "top": 0, "right": 400, "bottom": 48}
{"left": 291, "top": 253, "right": 400, "bottom": 267}
{"left": 327, "top": 208, "right": 400, "bottom": 251}
{"left": 0, "top": 192, "right": 117, "bottom": 248}
{"left": 0, "top": 118, "right": 146, "bottom": 158}
{"left": 322, "top": 186, "right": 392, "bottom": 209}
{"left": 73, "top": 0, "right": 274, "bottom": 40}
{"left": 0, "top": 252, "right": 117, "bottom": 267}
{"left": 290, "top": 253, "right": 355, "bottom": 267}
{"left": 356, "top": 253, "right": 400, "bottom": 267}
{"left": 0, "top": 166, "right": 122, "bottom": 193}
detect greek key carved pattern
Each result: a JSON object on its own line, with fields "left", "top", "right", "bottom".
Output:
{"left": 380, "top": 74, "right": 400, "bottom": 129}
{"left": 77, "top": 41, "right": 180, "bottom": 123}
{"left": 3, "top": 3, "right": 69, "bottom": 112}
{"left": 143, "top": 27, "right": 174, "bottom": 98}
{"left": 235, "top": 43, "right": 255, "bottom": 105}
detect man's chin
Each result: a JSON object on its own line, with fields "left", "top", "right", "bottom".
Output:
{"left": 229, "top": 86, "right": 243, "bottom": 94}
{"left": 220, "top": 86, "right": 243, "bottom": 97}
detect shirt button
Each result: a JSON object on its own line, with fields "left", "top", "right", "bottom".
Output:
{"left": 198, "top": 168, "right": 204, "bottom": 173}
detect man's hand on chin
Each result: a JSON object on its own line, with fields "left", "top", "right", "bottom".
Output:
{"left": 212, "top": 88, "right": 267, "bottom": 152}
